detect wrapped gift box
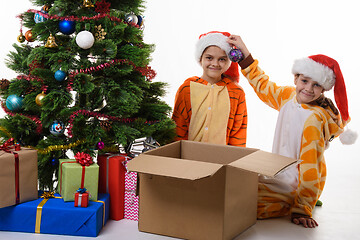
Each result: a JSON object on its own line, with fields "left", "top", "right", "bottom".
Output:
{"left": 98, "top": 153, "right": 128, "bottom": 220}
{"left": 124, "top": 170, "right": 139, "bottom": 221}
{"left": 58, "top": 159, "right": 99, "bottom": 201}
{"left": 0, "top": 193, "right": 109, "bottom": 237}
{"left": 0, "top": 145, "right": 38, "bottom": 208}
{"left": 74, "top": 191, "right": 89, "bottom": 207}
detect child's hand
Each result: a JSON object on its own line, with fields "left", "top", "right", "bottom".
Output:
{"left": 291, "top": 213, "right": 319, "bottom": 228}
{"left": 227, "top": 35, "right": 250, "bottom": 59}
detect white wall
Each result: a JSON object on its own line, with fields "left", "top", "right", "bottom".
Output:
{"left": 1, "top": 0, "right": 359, "bottom": 156}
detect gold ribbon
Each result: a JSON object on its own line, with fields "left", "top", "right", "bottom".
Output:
{"left": 92, "top": 200, "right": 106, "bottom": 227}
{"left": 35, "top": 192, "right": 62, "bottom": 234}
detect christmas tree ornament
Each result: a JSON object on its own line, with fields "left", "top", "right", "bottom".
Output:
{"left": 59, "top": 20, "right": 76, "bottom": 35}
{"left": 45, "top": 34, "right": 58, "bottom": 48}
{"left": 100, "top": 120, "right": 112, "bottom": 131}
{"left": 49, "top": 120, "right": 65, "bottom": 136}
{"left": 96, "top": 141, "right": 105, "bottom": 150}
{"left": 95, "top": 0, "right": 111, "bottom": 13}
{"left": 54, "top": 70, "right": 66, "bottom": 81}
{"left": 125, "top": 13, "right": 138, "bottom": 25}
{"left": 5, "top": 94, "right": 24, "bottom": 111}
{"left": 76, "top": 30, "right": 95, "bottom": 49}
{"left": 51, "top": 158, "right": 59, "bottom": 166}
{"left": 94, "top": 25, "right": 106, "bottom": 41}
{"left": 0, "top": 78, "right": 10, "bottom": 90}
{"left": 137, "top": 15, "right": 144, "bottom": 27}
{"left": 34, "top": 9, "right": 47, "bottom": 23}
{"left": 42, "top": 5, "right": 50, "bottom": 12}
{"left": 25, "top": 85, "right": 37, "bottom": 95}
{"left": 25, "top": 30, "right": 35, "bottom": 42}
{"left": 229, "top": 48, "right": 244, "bottom": 62}
{"left": 35, "top": 92, "right": 46, "bottom": 106}
{"left": 83, "top": 0, "right": 94, "bottom": 8}
{"left": 17, "top": 34, "right": 25, "bottom": 43}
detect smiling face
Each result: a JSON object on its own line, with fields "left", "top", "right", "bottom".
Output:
{"left": 294, "top": 74, "right": 325, "bottom": 104}
{"left": 200, "top": 46, "right": 231, "bottom": 84}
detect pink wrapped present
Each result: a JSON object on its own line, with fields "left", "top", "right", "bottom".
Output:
{"left": 124, "top": 170, "right": 138, "bottom": 221}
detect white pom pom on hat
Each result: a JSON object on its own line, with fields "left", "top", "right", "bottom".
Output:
{"left": 339, "top": 128, "right": 358, "bottom": 145}
{"left": 195, "top": 31, "right": 239, "bottom": 82}
{"left": 292, "top": 54, "right": 357, "bottom": 145}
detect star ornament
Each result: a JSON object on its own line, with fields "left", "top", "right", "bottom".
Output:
{"left": 95, "top": 0, "right": 111, "bottom": 14}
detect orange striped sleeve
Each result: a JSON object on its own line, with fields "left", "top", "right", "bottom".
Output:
{"left": 241, "top": 60, "right": 296, "bottom": 110}
{"left": 226, "top": 83, "right": 247, "bottom": 147}
{"left": 172, "top": 79, "right": 192, "bottom": 141}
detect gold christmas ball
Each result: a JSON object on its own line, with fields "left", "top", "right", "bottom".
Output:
{"left": 35, "top": 92, "right": 46, "bottom": 106}
{"left": 17, "top": 34, "right": 25, "bottom": 43}
{"left": 25, "top": 30, "right": 35, "bottom": 42}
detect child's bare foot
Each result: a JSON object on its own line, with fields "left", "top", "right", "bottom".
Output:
{"left": 291, "top": 213, "right": 318, "bottom": 228}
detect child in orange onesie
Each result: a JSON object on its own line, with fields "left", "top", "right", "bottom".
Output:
{"left": 227, "top": 35, "right": 357, "bottom": 228}
{"left": 172, "top": 31, "right": 247, "bottom": 146}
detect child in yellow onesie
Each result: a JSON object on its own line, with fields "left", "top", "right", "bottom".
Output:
{"left": 172, "top": 31, "right": 247, "bottom": 146}
{"left": 227, "top": 35, "right": 357, "bottom": 228}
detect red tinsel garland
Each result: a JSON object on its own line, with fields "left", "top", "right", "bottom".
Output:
{"left": 26, "top": 10, "right": 139, "bottom": 29}
{"left": 1, "top": 103, "right": 43, "bottom": 134}
{"left": 66, "top": 59, "right": 156, "bottom": 91}
{"left": 67, "top": 109, "right": 137, "bottom": 138}
{"left": 17, "top": 75, "right": 48, "bottom": 92}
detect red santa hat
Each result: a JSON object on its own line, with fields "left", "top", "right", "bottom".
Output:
{"left": 195, "top": 31, "right": 239, "bottom": 82}
{"left": 292, "top": 54, "right": 357, "bottom": 144}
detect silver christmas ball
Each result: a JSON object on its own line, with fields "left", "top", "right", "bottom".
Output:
{"left": 125, "top": 14, "right": 138, "bottom": 25}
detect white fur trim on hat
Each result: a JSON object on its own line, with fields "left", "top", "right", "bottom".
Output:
{"left": 292, "top": 57, "right": 335, "bottom": 91}
{"left": 195, "top": 33, "right": 232, "bottom": 62}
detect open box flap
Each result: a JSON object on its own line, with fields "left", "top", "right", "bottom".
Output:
{"left": 229, "top": 150, "right": 298, "bottom": 177}
{"left": 127, "top": 154, "right": 223, "bottom": 180}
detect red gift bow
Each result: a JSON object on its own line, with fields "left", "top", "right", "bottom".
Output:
{"left": 74, "top": 152, "right": 93, "bottom": 166}
{"left": 0, "top": 138, "right": 21, "bottom": 204}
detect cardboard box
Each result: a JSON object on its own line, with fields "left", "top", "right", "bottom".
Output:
{"left": 0, "top": 193, "right": 109, "bottom": 237}
{"left": 127, "top": 140, "right": 297, "bottom": 240}
{"left": 0, "top": 147, "right": 38, "bottom": 208}
{"left": 58, "top": 159, "right": 99, "bottom": 201}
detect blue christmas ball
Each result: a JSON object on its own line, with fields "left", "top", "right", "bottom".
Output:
{"left": 6, "top": 94, "right": 24, "bottom": 111}
{"left": 59, "top": 20, "right": 76, "bottom": 35}
{"left": 229, "top": 48, "right": 244, "bottom": 62}
{"left": 54, "top": 70, "right": 66, "bottom": 81}
{"left": 49, "top": 120, "right": 65, "bottom": 136}
{"left": 51, "top": 158, "right": 59, "bottom": 166}
{"left": 137, "top": 15, "right": 143, "bottom": 26}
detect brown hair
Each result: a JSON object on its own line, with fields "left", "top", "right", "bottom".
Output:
{"left": 313, "top": 94, "right": 339, "bottom": 115}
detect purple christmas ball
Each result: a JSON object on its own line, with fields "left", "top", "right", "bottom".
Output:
{"left": 97, "top": 141, "right": 105, "bottom": 150}
{"left": 229, "top": 48, "right": 244, "bottom": 62}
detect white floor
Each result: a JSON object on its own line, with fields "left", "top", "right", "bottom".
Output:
{"left": 0, "top": 145, "right": 359, "bottom": 240}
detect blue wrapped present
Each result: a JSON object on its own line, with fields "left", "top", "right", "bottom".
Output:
{"left": 0, "top": 192, "right": 109, "bottom": 237}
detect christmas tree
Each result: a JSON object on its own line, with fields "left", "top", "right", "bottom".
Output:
{"left": 0, "top": 0, "right": 175, "bottom": 190}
